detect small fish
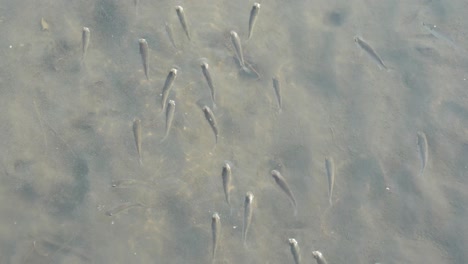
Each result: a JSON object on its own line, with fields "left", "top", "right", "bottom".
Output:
{"left": 325, "top": 157, "right": 335, "bottom": 206}
{"left": 134, "top": 0, "right": 139, "bottom": 16}
{"left": 105, "top": 202, "right": 144, "bottom": 216}
{"left": 139, "top": 38, "right": 149, "bottom": 80}
{"left": 201, "top": 62, "right": 216, "bottom": 106}
{"left": 422, "top": 22, "right": 465, "bottom": 53}
{"left": 111, "top": 179, "right": 153, "bottom": 188}
{"left": 202, "top": 106, "right": 218, "bottom": 143}
{"left": 161, "top": 100, "right": 175, "bottom": 142}
{"left": 211, "top": 212, "right": 221, "bottom": 260}
{"left": 312, "top": 251, "right": 328, "bottom": 264}
{"left": 40, "top": 17, "right": 49, "bottom": 31}
{"left": 238, "top": 59, "right": 261, "bottom": 78}
{"left": 230, "top": 31, "right": 245, "bottom": 67}
{"left": 354, "top": 36, "right": 388, "bottom": 70}
{"left": 248, "top": 3, "right": 261, "bottom": 40}
{"left": 289, "top": 238, "right": 301, "bottom": 264}
{"left": 82, "top": 27, "right": 90, "bottom": 61}
{"left": 133, "top": 118, "right": 142, "bottom": 165}
{"left": 272, "top": 77, "right": 282, "bottom": 111}
{"left": 161, "top": 68, "right": 178, "bottom": 112}
{"left": 417, "top": 131, "right": 428, "bottom": 176}
{"left": 165, "top": 22, "right": 177, "bottom": 49}
{"left": 175, "top": 6, "right": 190, "bottom": 40}
{"left": 230, "top": 30, "right": 253, "bottom": 74}
{"left": 242, "top": 192, "right": 254, "bottom": 245}
{"left": 271, "top": 170, "right": 297, "bottom": 216}
{"left": 222, "top": 162, "right": 232, "bottom": 207}
{"left": 32, "top": 238, "right": 90, "bottom": 261}
{"left": 111, "top": 179, "right": 138, "bottom": 188}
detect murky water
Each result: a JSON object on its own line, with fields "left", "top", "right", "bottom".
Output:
{"left": 1, "top": 0, "right": 468, "bottom": 263}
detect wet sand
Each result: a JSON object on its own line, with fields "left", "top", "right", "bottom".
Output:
{"left": 0, "top": 0, "right": 468, "bottom": 263}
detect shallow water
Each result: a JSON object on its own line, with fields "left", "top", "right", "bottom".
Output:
{"left": 0, "top": 0, "right": 468, "bottom": 263}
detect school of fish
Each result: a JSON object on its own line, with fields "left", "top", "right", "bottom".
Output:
{"left": 74, "top": 1, "right": 438, "bottom": 263}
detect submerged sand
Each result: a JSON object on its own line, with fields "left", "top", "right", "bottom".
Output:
{"left": 0, "top": 0, "right": 467, "bottom": 263}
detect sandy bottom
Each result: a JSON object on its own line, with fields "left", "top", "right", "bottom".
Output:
{"left": 0, "top": 0, "right": 467, "bottom": 263}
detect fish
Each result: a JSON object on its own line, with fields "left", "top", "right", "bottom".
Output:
{"left": 139, "top": 38, "right": 149, "bottom": 80}
{"left": 32, "top": 237, "right": 90, "bottom": 261}
{"left": 230, "top": 30, "right": 254, "bottom": 74}
{"left": 165, "top": 22, "right": 177, "bottom": 49}
{"left": 40, "top": 17, "right": 49, "bottom": 31}
{"left": 325, "top": 157, "right": 335, "bottom": 206}
{"left": 161, "top": 68, "right": 178, "bottom": 112}
{"left": 422, "top": 22, "right": 466, "bottom": 53}
{"left": 230, "top": 31, "right": 245, "bottom": 67}
{"left": 133, "top": 118, "right": 142, "bottom": 165}
{"left": 105, "top": 202, "right": 145, "bottom": 216}
{"left": 242, "top": 192, "right": 254, "bottom": 245}
{"left": 134, "top": 0, "right": 139, "bottom": 16}
{"left": 175, "top": 6, "right": 190, "bottom": 40}
{"left": 222, "top": 162, "right": 232, "bottom": 207}
{"left": 248, "top": 3, "right": 261, "bottom": 40}
{"left": 354, "top": 36, "right": 388, "bottom": 70}
{"left": 202, "top": 106, "right": 218, "bottom": 143}
{"left": 161, "top": 100, "right": 176, "bottom": 142}
{"left": 111, "top": 179, "right": 138, "bottom": 188}
{"left": 111, "top": 179, "right": 154, "bottom": 188}
{"left": 211, "top": 212, "right": 221, "bottom": 260}
{"left": 82, "top": 27, "right": 90, "bottom": 61}
{"left": 201, "top": 62, "right": 216, "bottom": 106}
{"left": 288, "top": 238, "right": 301, "bottom": 264}
{"left": 271, "top": 170, "right": 297, "bottom": 216}
{"left": 312, "top": 251, "right": 328, "bottom": 264}
{"left": 417, "top": 131, "right": 428, "bottom": 176}
{"left": 272, "top": 77, "right": 282, "bottom": 111}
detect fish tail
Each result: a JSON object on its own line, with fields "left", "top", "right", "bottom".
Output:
{"left": 160, "top": 129, "right": 169, "bottom": 143}
{"left": 80, "top": 56, "right": 86, "bottom": 68}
